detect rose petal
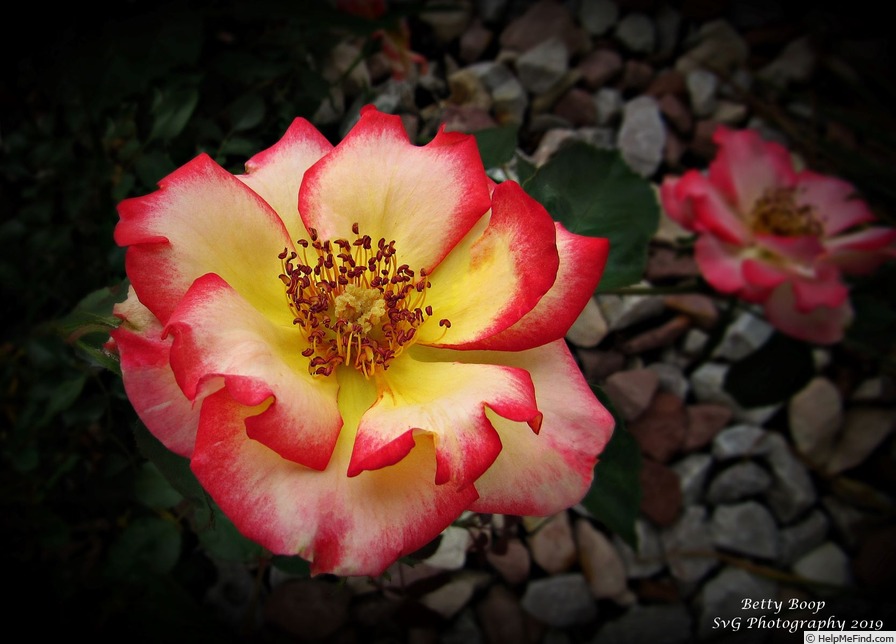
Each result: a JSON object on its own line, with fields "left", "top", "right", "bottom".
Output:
{"left": 795, "top": 171, "right": 876, "bottom": 236}
{"left": 708, "top": 126, "right": 797, "bottom": 213}
{"left": 238, "top": 117, "right": 333, "bottom": 243}
{"left": 349, "top": 352, "right": 541, "bottom": 489}
{"left": 454, "top": 340, "right": 615, "bottom": 515}
{"left": 165, "top": 273, "right": 341, "bottom": 471}
{"left": 458, "top": 222, "right": 609, "bottom": 351}
{"left": 111, "top": 287, "right": 198, "bottom": 457}
{"left": 417, "top": 181, "right": 561, "bottom": 348}
{"left": 191, "top": 373, "right": 478, "bottom": 577}
{"left": 763, "top": 282, "right": 853, "bottom": 345}
{"left": 823, "top": 227, "right": 896, "bottom": 274}
{"left": 116, "top": 154, "right": 293, "bottom": 324}
{"left": 298, "top": 106, "right": 492, "bottom": 273}
{"left": 662, "top": 170, "right": 750, "bottom": 244}
{"left": 694, "top": 235, "right": 749, "bottom": 294}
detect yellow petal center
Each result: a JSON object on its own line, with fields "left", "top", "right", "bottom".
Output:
{"left": 278, "top": 224, "right": 450, "bottom": 378}
{"left": 750, "top": 187, "right": 821, "bottom": 237}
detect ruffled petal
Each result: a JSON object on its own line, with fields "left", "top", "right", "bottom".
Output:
{"left": 694, "top": 235, "right": 749, "bottom": 294}
{"left": 741, "top": 258, "right": 791, "bottom": 291}
{"left": 349, "top": 352, "right": 542, "bottom": 489}
{"left": 788, "top": 263, "right": 849, "bottom": 312}
{"left": 662, "top": 170, "right": 750, "bottom": 244}
{"left": 165, "top": 273, "right": 342, "bottom": 471}
{"left": 823, "top": 227, "right": 896, "bottom": 274}
{"left": 459, "top": 222, "right": 609, "bottom": 351}
{"left": 111, "top": 287, "right": 198, "bottom": 457}
{"left": 238, "top": 118, "right": 333, "bottom": 243}
{"left": 443, "top": 340, "right": 614, "bottom": 515}
{"left": 190, "top": 372, "right": 478, "bottom": 577}
{"left": 116, "top": 154, "right": 293, "bottom": 325}
{"left": 763, "top": 282, "right": 853, "bottom": 345}
{"left": 795, "top": 171, "right": 876, "bottom": 236}
{"left": 708, "top": 126, "right": 797, "bottom": 213}
{"left": 417, "top": 181, "right": 560, "bottom": 348}
{"left": 755, "top": 233, "right": 826, "bottom": 265}
{"left": 298, "top": 106, "right": 492, "bottom": 273}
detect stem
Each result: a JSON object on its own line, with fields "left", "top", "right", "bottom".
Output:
{"left": 599, "top": 282, "right": 703, "bottom": 296}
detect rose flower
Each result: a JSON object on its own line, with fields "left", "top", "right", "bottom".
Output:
{"left": 661, "top": 126, "right": 896, "bottom": 344}
{"left": 111, "top": 106, "right": 614, "bottom": 576}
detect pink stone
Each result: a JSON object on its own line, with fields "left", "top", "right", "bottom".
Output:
{"left": 646, "top": 69, "right": 687, "bottom": 97}
{"left": 645, "top": 246, "right": 700, "bottom": 281}
{"left": 486, "top": 538, "right": 532, "bottom": 585}
{"left": 621, "top": 60, "right": 655, "bottom": 92}
{"left": 639, "top": 459, "right": 683, "bottom": 527}
{"left": 500, "top": 0, "right": 589, "bottom": 55}
{"left": 552, "top": 88, "right": 597, "bottom": 126}
{"left": 603, "top": 368, "right": 660, "bottom": 422}
{"left": 619, "top": 315, "right": 691, "bottom": 355}
{"left": 627, "top": 390, "right": 688, "bottom": 462}
{"left": 663, "top": 294, "right": 719, "bottom": 329}
{"left": 578, "top": 48, "right": 623, "bottom": 89}
{"left": 658, "top": 93, "right": 693, "bottom": 134}
{"left": 683, "top": 403, "right": 733, "bottom": 451}
{"left": 460, "top": 18, "right": 493, "bottom": 63}
{"left": 527, "top": 511, "right": 577, "bottom": 574}
{"left": 577, "top": 348, "right": 626, "bottom": 381}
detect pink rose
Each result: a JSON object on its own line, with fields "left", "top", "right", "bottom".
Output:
{"left": 111, "top": 106, "right": 614, "bottom": 576}
{"left": 661, "top": 126, "right": 896, "bottom": 344}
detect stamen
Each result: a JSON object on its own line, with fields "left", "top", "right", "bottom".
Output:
{"left": 751, "top": 187, "right": 822, "bottom": 237}
{"left": 278, "top": 223, "right": 447, "bottom": 377}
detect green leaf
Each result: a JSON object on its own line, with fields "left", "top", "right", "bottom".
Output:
{"left": 149, "top": 87, "right": 200, "bottom": 142}
{"left": 56, "top": 280, "right": 129, "bottom": 342}
{"left": 228, "top": 94, "right": 266, "bottom": 132}
{"left": 271, "top": 554, "right": 312, "bottom": 576}
{"left": 524, "top": 142, "right": 659, "bottom": 291}
{"left": 724, "top": 332, "right": 814, "bottom": 407}
{"left": 193, "top": 498, "right": 266, "bottom": 563}
{"left": 582, "top": 385, "right": 641, "bottom": 547}
{"left": 134, "top": 461, "right": 184, "bottom": 510}
{"left": 472, "top": 124, "right": 519, "bottom": 170}
{"left": 104, "top": 516, "right": 182, "bottom": 581}
{"left": 133, "top": 422, "right": 205, "bottom": 504}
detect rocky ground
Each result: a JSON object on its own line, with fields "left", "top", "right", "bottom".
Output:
{"left": 199, "top": 1, "right": 896, "bottom": 642}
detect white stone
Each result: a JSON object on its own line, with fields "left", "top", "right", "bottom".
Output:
{"left": 686, "top": 68, "right": 718, "bottom": 117}
{"left": 575, "top": 520, "right": 631, "bottom": 603}
{"left": 566, "top": 296, "right": 609, "bottom": 348}
{"left": 672, "top": 453, "right": 713, "bottom": 506}
{"left": 618, "top": 96, "right": 666, "bottom": 177}
{"left": 521, "top": 574, "right": 598, "bottom": 627}
{"left": 578, "top": 0, "right": 618, "bottom": 36}
{"left": 793, "top": 542, "right": 852, "bottom": 587}
{"left": 424, "top": 526, "right": 471, "bottom": 570}
{"left": 648, "top": 362, "right": 690, "bottom": 400}
{"left": 613, "top": 519, "right": 665, "bottom": 579}
{"left": 597, "top": 288, "right": 665, "bottom": 331}
{"left": 420, "top": 571, "right": 490, "bottom": 618}
{"left": 759, "top": 36, "right": 816, "bottom": 87}
{"left": 614, "top": 13, "right": 655, "bottom": 54}
{"left": 711, "top": 501, "right": 780, "bottom": 560}
{"left": 788, "top": 376, "right": 842, "bottom": 466}
{"left": 825, "top": 407, "right": 896, "bottom": 475}
{"left": 516, "top": 36, "right": 569, "bottom": 94}
{"left": 675, "top": 19, "right": 749, "bottom": 76}
{"left": 712, "top": 311, "right": 773, "bottom": 361}
{"left": 594, "top": 87, "right": 623, "bottom": 126}
{"left": 661, "top": 505, "right": 718, "bottom": 583}
{"left": 763, "top": 432, "right": 817, "bottom": 523}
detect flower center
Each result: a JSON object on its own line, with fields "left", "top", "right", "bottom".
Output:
{"left": 749, "top": 187, "right": 822, "bottom": 237}
{"left": 278, "top": 224, "right": 448, "bottom": 378}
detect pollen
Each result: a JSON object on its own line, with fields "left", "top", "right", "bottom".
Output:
{"left": 750, "top": 187, "right": 822, "bottom": 237}
{"left": 278, "top": 225, "right": 445, "bottom": 377}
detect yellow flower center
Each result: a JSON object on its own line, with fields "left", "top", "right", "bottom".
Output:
{"left": 750, "top": 187, "right": 822, "bottom": 237}
{"left": 278, "top": 224, "right": 450, "bottom": 378}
